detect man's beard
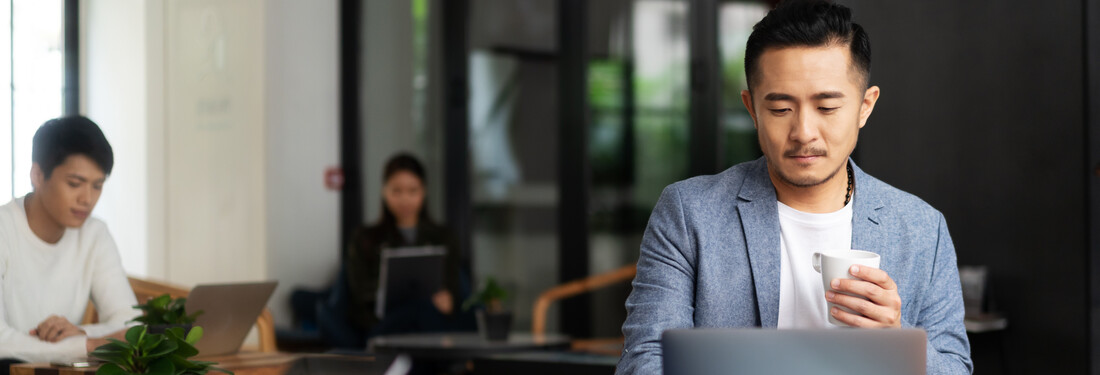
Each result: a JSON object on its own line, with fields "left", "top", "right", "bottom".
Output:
{"left": 776, "top": 162, "right": 845, "bottom": 187}
{"left": 774, "top": 146, "right": 845, "bottom": 188}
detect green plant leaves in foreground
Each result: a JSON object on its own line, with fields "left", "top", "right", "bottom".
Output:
{"left": 91, "top": 325, "right": 232, "bottom": 375}
{"left": 130, "top": 294, "right": 204, "bottom": 326}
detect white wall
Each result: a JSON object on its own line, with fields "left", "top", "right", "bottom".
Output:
{"left": 162, "top": 0, "right": 268, "bottom": 286}
{"left": 83, "top": 0, "right": 342, "bottom": 328}
{"left": 81, "top": 0, "right": 149, "bottom": 277}
{"left": 84, "top": 0, "right": 272, "bottom": 285}
{"left": 263, "top": 0, "right": 341, "bottom": 327}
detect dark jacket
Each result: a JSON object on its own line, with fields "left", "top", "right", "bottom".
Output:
{"left": 344, "top": 219, "right": 461, "bottom": 330}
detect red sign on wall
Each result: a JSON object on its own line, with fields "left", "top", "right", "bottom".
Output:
{"left": 325, "top": 166, "right": 344, "bottom": 191}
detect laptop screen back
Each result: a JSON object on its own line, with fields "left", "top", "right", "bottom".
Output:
{"left": 186, "top": 281, "right": 277, "bottom": 357}
{"left": 661, "top": 328, "right": 926, "bottom": 375}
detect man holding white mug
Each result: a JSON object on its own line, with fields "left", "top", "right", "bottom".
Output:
{"left": 616, "top": 1, "right": 971, "bottom": 374}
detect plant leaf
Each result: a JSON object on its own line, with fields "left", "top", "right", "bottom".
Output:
{"left": 173, "top": 338, "right": 200, "bottom": 358}
{"left": 105, "top": 338, "right": 133, "bottom": 348}
{"left": 148, "top": 357, "right": 175, "bottom": 374}
{"left": 131, "top": 294, "right": 197, "bottom": 325}
{"left": 146, "top": 337, "right": 179, "bottom": 358}
{"left": 151, "top": 294, "right": 171, "bottom": 309}
{"left": 124, "top": 326, "right": 146, "bottom": 345}
{"left": 95, "top": 363, "right": 129, "bottom": 375}
{"left": 140, "top": 332, "right": 166, "bottom": 352}
{"left": 89, "top": 346, "right": 129, "bottom": 356}
{"left": 185, "top": 326, "right": 203, "bottom": 345}
{"left": 168, "top": 354, "right": 194, "bottom": 369}
{"left": 90, "top": 340, "right": 131, "bottom": 351}
{"left": 168, "top": 354, "right": 207, "bottom": 374}
{"left": 90, "top": 349, "right": 132, "bottom": 366}
{"left": 165, "top": 327, "right": 186, "bottom": 339}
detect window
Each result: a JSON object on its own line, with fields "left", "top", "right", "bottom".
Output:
{"left": 719, "top": 2, "right": 769, "bottom": 167}
{"left": 0, "top": 0, "right": 68, "bottom": 200}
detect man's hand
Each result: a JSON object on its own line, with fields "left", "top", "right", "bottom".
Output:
{"left": 29, "top": 315, "right": 85, "bottom": 343}
{"left": 432, "top": 290, "right": 454, "bottom": 315}
{"left": 825, "top": 265, "right": 902, "bottom": 328}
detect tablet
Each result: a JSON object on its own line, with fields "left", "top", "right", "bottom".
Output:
{"left": 376, "top": 246, "right": 446, "bottom": 318}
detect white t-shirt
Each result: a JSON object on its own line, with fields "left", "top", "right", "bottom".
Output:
{"left": 0, "top": 196, "right": 139, "bottom": 362}
{"left": 776, "top": 197, "right": 853, "bottom": 329}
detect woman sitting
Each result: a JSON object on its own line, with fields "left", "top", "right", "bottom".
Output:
{"left": 342, "top": 153, "right": 474, "bottom": 342}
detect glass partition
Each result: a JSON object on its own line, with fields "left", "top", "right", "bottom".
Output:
{"left": 586, "top": 0, "right": 692, "bottom": 338}
{"left": 467, "top": 0, "right": 561, "bottom": 333}
{"left": 719, "top": 2, "right": 768, "bottom": 168}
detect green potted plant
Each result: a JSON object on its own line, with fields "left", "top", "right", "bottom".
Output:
{"left": 90, "top": 325, "right": 231, "bottom": 375}
{"left": 131, "top": 294, "right": 203, "bottom": 334}
{"left": 462, "top": 277, "right": 511, "bottom": 341}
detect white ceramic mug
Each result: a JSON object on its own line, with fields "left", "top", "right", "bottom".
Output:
{"left": 812, "top": 250, "right": 882, "bottom": 327}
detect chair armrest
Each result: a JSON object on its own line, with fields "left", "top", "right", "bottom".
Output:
{"left": 256, "top": 308, "right": 277, "bottom": 352}
{"left": 531, "top": 264, "right": 637, "bottom": 335}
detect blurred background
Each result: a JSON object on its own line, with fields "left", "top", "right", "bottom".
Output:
{"left": 0, "top": 0, "right": 1095, "bottom": 373}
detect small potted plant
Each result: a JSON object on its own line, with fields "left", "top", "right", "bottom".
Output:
{"left": 462, "top": 277, "right": 511, "bottom": 341}
{"left": 91, "top": 325, "right": 231, "bottom": 375}
{"left": 131, "top": 294, "right": 203, "bottom": 334}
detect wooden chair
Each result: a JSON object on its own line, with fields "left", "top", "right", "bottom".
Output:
{"left": 82, "top": 277, "right": 278, "bottom": 353}
{"left": 531, "top": 264, "right": 637, "bottom": 356}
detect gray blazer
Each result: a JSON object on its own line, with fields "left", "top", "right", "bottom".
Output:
{"left": 617, "top": 157, "right": 973, "bottom": 374}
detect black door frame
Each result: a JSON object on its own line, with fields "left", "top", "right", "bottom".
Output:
{"left": 339, "top": 0, "right": 364, "bottom": 251}
{"left": 558, "top": 0, "right": 592, "bottom": 338}
{"left": 689, "top": 0, "right": 722, "bottom": 176}
{"left": 442, "top": 0, "right": 473, "bottom": 271}
{"left": 64, "top": 0, "right": 79, "bottom": 115}
{"left": 1085, "top": 0, "right": 1100, "bottom": 371}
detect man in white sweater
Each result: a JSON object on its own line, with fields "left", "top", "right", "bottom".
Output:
{"left": 0, "top": 116, "right": 138, "bottom": 368}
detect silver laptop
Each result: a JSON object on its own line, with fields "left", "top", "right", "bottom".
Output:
{"left": 661, "top": 328, "right": 926, "bottom": 375}
{"left": 186, "top": 281, "right": 278, "bottom": 357}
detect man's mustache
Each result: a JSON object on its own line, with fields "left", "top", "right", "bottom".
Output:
{"left": 783, "top": 147, "right": 827, "bottom": 157}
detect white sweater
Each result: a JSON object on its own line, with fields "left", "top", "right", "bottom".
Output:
{"left": 0, "top": 196, "right": 138, "bottom": 363}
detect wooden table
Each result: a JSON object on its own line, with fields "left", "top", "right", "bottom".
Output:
{"left": 11, "top": 352, "right": 379, "bottom": 375}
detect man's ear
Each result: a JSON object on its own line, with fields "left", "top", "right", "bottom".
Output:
{"left": 30, "top": 163, "right": 45, "bottom": 191}
{"left": 858, "top": 85, "right": 881, "bottom": 129}
{"left": 741, "top": 89, "right": 758, "bottom": 129}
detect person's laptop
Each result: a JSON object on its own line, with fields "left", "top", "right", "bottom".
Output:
{"left": 661, "top": 328, "right": 926, "bottom": 375}
{"left": 186, "top": 281, "right": 278, "bottom": 357}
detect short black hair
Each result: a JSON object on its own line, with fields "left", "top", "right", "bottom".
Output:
{"left": 744, "top": 0, "right": 871, "bottom": 91}
{"left": 32, "top": 116, "right": 114, "bottom": 179}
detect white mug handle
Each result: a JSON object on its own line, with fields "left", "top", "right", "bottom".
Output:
{"left": 812, "top": 252, "right": 823, "bottom": 273}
